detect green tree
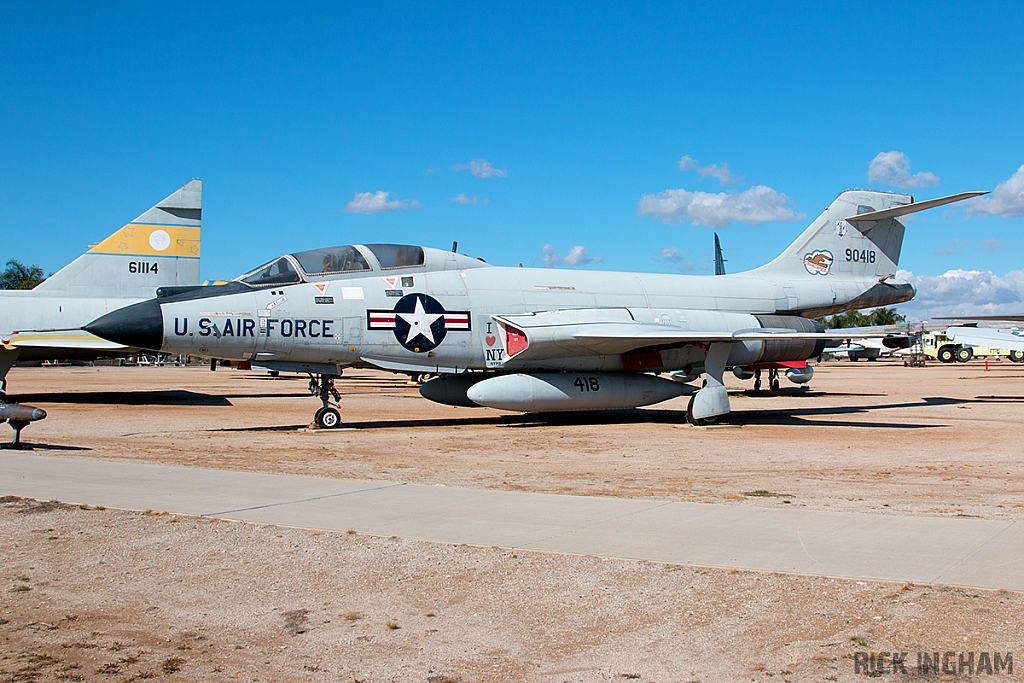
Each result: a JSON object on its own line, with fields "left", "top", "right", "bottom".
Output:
{"left": 817, "top": 307, "right": 905, "bottom": 330}
{"left": 0, "top": 260, "right": 46, "bottom": 290}
{"left": 866, "top": 307, "right": 906, "bottom": 326}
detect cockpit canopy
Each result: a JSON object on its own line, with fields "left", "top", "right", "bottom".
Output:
{"left": 292, "top": 246, "right": 371, "bottom": 276}
{"left": 237, "top": 244, "right": 428, "bottom": 287}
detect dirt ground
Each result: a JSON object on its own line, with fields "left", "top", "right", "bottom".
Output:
{"left": 2, "top": 359, "right": 1024, "bottom": 682}
{"left": 7, "top": 359, "right": 1024, "bottom": 519}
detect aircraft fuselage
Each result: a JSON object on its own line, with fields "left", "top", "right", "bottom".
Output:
{"left": 125, "top": 258, "right": 868, "bottom": 375}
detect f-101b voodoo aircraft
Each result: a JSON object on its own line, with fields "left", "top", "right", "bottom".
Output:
{"left": 85, "top": 189, "right": 984, "bottom": 427}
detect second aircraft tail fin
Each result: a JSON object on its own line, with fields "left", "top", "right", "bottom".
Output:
{"left": 34, "top": 180, "right": 202, "bottom": 298}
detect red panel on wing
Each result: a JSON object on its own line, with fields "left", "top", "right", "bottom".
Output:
{"left": 748, "top": 360, "right": 807, "bottom": 371}
{"left": 622, "top": 350, "right": 663, "bottom": 371}
{"left": 505, "top": 325, "right": 529, "bottom": 357}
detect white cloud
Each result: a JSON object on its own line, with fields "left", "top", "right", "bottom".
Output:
{"left": 678, "top": 155, "right": 740, "bottom": 186}
{"left": 897, "top": 268, "right": 1024, "bottom": 318}
{"left": 867, "top": 151, "right": 940, "bottom": 189}
{"left": 968, "top": 164, "right": 1024, "bottom": 217}
{"left": 638, "top": 185, "right": 804, "bottom": 228}
{"left": 542, "top": 244, "right": 603, "bottom": 268}
{"left": 450, "top": 193, "right": 479, "bottom": 205}
{"left": 979, "top": 238, "right": 1006, "bottom": 253}
{"left": 657, "top": 246, "right": 695, "bottom": 273}
{"left": 345, "top": 191, "right": 419, "bottom": 214}
{"left": 452, "top": 159, "right": 508, "bottom": 179}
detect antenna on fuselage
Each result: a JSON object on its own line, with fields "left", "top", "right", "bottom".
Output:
{"left": 452, "top": 241, "right": 458, "bottom": 253}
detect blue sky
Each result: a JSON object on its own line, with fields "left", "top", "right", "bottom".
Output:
{"left": 2, "top": 2, "right": 1023, "bottom": 319}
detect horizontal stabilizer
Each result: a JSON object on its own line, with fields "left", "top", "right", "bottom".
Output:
{"left": 846, "top": 191, "right": 987, "bottom": 222}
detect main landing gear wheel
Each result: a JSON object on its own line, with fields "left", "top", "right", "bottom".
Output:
{"left": 308, "top": 373, "right": 343, "bottom": 429}
{"left": 686, "top": 394, "right": 719, "bottom": 426}
{"left": 314, "top": 407, "right": 341, "bottom": 429}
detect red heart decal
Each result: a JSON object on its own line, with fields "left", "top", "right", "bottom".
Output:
{"left": 485, "top": 335, "right": 496, "bottom": 347}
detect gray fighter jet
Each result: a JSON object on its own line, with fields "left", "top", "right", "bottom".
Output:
{"left": 85, "top": 189, "right": 983, "bottom": 427}
{"left": 1, "top": 181, "right": 202, "bottom": 397}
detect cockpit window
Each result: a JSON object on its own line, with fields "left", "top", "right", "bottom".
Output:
{"left": 291, "top": 246, "right": 371, "bottom": 275}
{"left": 365, "top": 244, "right": 425, "bottom": 269}
{"left": 239, "top": 257, "right": 301, "bottom": 287}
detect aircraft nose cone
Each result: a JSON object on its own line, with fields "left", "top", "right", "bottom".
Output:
{"left": 84, "top": 299, "right": 164, "bottom": 351}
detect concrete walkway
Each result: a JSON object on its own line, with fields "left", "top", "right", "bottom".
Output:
{"left": 3, "top": 452, "right": 1021, "bottom": 590}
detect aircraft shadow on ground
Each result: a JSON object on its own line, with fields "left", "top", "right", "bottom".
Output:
{"left": 218, "top": 392, "right": 315, "bottom": 400}
{"left": 7, "top": 390, "right": 234, "bottom": 407}
{"left": 741, "top": 390, "right": 888, "bottom": 398}
{"left": 727, "top": 395, "right": 964, "bottom": 428}
{"left": 0, "top": 441, "right": 92, "bottom": 452}
{"left": 213, "top": 396, "right": 967, "bottom": 432}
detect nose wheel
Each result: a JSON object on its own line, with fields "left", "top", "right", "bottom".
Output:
{"left": 308, "top": 373, "right": 342, "bottom": 429}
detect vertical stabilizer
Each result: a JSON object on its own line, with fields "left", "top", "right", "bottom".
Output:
{"left": 714, "top": 233, "right": 727, "bottom": 276}
{"left": 34, "top": 180, "right": 202, "bottom": 298}
{"left": 750, "top": 189, "right": 985, "bottom": 316}
{"left": 752, "top": 189, "right": 913, "bottom": 282}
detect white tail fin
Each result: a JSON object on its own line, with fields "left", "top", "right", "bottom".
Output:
{"left": 754, "top": 189, "right": 985, "bottom": 283}
{"left": 34, "top": 180, "right": 202, "bottom": 298}
{"left": 751, "top": 189, "right": 986, "bottom": 317}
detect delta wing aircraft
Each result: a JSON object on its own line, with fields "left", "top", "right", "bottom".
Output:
{"left": 0, "top": 180, "right": 202, "bottom": 397}
{"left": 85, "top": 189, "right": 983, "bottom": 427}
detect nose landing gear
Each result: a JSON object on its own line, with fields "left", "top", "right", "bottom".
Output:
{"left": 308, "top": 373, "right": 342, "bottom": 429}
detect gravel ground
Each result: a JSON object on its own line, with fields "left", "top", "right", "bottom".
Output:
{"left": 2, "top": 360, "right": 1023, "bottom": 681}
{"left": 2, "top": 497, "right": 1021, "bottom": 683}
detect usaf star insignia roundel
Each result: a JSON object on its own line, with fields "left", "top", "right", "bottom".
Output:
{"left": 367, "top": 294, "right": 470, "bottom": 353}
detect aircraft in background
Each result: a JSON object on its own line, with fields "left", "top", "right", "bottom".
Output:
{"left": 714, "top": 233, "right": 727, "bottom": 276}
{"left": 944, "top": 318, "right": 1024, "bottom": 356}
{"left": 822, "top": 328, "right": 913, "bottom": 361}
{"left": 0, "top": 180, "right": 202, "bottom": 397}
{"left": 86, "top": 189, "right": 983, "bottom": 427}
